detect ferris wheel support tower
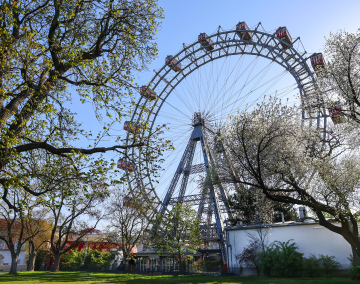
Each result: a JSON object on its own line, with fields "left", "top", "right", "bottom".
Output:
{"left": 159, "top": 112, "right": 232, "bottom": 263}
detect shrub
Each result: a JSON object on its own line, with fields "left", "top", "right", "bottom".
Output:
{"left": 303, "top": 254, "right": 340, "bottom": 277}
{"left": 258, "top": 240, "right": 303, "bottom": 277}
{"left": 61, "top": 248, "right": 87, "bottom": 270}
{"left": 348, "top": 255, "right": 360, "bottom": 280}
{"left": 303, "top": 254, "right": 321, "bottom": 277}
{"left": 61, "top": 248, "right": 115, "bottom": 270}
{"left": 318, "top": 254, "right": 340, "bottom": 276}
{"left": 236, "top": 239, "right": 261, "bottom": 275}
{"left": 84, "top": 249, "right": 114, "bottom": 270}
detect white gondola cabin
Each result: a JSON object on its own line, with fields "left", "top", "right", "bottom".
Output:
{"left": 198, "top": 33, "right": 215, "bottom": 51}
{"left": 276, "top": 26, "right": 292, "bottom": 49}
{"left": 236, "top": 22, "right": 252, "bottom": 40}
{"left": 117, "top": 158, "right": 135, "bottom": 172}
{"left": 140, "top": 86, "right": 157, "bottom": 100}
{"left": 165, "top": 55, "right": 182, "bottom": 72}
{"left": 124, "top": 121, "right": 140, "bottom": 134}
{"left": 328, "top": 102, "right": 343, "bottom": 124}
{"left": 310, "top": 53, "right": 325, "bottom": 72}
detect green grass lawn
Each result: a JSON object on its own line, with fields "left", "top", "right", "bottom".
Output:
{"left": 0, "top": 271, "right": 356, "bottom": 284}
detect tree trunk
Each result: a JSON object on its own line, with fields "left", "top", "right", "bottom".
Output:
{"left": 347, "top": 217, "right": 360, "bottom": 266}
{"left": 27, "top": 251, "right": 37, "bottom": 271}
{"left": 51, "top": 253, "right": 61, "bottom": 272}
{"left": 9, "top": 253, "right": 19, "bottom": 274}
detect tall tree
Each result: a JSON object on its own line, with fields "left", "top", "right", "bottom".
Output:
{"left": 104, "top": 185, "right": 154, "bottom": 266}
{"left": 43, "top": 163, "right": 108, "bottom": 272}
{"left": 214, "top": 99, "right": 360, "bottom": 264}
{"left": 152, "top": 203, "right": 202, "bottom": 272}
{"left": 0, "top": 0, "right": 165, "bottom": 208}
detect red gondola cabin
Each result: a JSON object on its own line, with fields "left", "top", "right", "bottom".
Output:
{"left": 165, "top": 55, "right": 182, "bottom": 71}
{"left": 328, "top": 102, "right": 343, "bottom": 124}
{"left": 124, "top": 121, "right": 140, "bottom": 134}
{"left": 310, "top": 53, "right": 325, "bottom": 72}
{"left": 276, "top": 27, "right": 292, "bottom": 49}
{"left": 236, "top": 22, "right": 252, "bottom": 40}
{"left": 140, "top": 86, "right": 157, "bottom": 100}
{"left": 117, "top": 158, "right": 135, "bottom": 172}
{"left": 198, "top": 33, "right": 215, "bottom": 51}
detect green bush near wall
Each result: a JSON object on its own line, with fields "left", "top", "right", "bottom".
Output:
{"left": 61, "top": 248, "right": 116, "bottom": 270}
{"left": 256, "top": 240, "right": 341, "bottom": 277}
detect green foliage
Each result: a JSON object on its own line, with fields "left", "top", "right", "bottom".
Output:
{"left": 61, "top": 248, "right": 87, "bottom": 270}
{"left": 0, "top": 0, "right": 166, "bottom": 209}
{"left": 255, "top": 239, "right": 340, "bottom": 278}
{"left": 258, "top": 240, "right": 303, "bottom": 277}
{"left": 152, "top": 203, "right": 202, "bottom": 271}
{"left": 84, "top": 250, "right": 114, "bottom": 270}
{"left": 302, "top": 254, "right": 321, "bottom": 277}
{"left": 61, "top": 248, "right": 115, "bottom": 271}
{"left": 348, "top": 255, "right": 360, "bottom": 280}
{"left": 303, "top": 254, "right": 340, "bottom": 277}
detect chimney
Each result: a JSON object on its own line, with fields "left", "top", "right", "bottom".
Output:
{"left": 299, "top": 207, "right": 307, "bottom": 220}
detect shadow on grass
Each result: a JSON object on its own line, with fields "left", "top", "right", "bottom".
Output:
{"left": 0, "top": 271, "right": 355, "bottom": 284}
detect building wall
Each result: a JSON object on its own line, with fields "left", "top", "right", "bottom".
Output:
{"left": 226, "top": 222, "right": 352, "bottom": 275}
{"left": 0, "top": 250, "right": 26, "bottom": 270}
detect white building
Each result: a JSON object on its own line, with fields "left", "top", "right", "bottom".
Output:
{"left": 226, "top": 220, "right": 353, "bottom": 275}
{"left": 0, "top": 240, "right": 27, "bottom": 271}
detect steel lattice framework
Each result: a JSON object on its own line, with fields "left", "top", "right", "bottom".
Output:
{"left": 124, "top": 23, "right": 325, "bottom": 264}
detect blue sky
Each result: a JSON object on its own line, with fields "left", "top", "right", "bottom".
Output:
{"left": 140, "top": 0, "right": 360, "bottom": 85}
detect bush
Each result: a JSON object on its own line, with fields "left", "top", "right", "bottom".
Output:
{"left": 84, "top": 249, "right": 114, "bottom": 270}
{"left": 236, "top": 239, "right": 261, "bottom": 275}
{"left": 303, "top": 254, "right": 340, "bottom": 277}
{"left": 61, "top": 248, "right": 115, "bottom": 270}
{"left": 348, "top": 255, "right": 360, "bottom": 280}
{"left": 318, "top": 254, "right": 340, "bottom": 276}
{"left": 258, "top": 240, "right": 303, "bottom": 277}
{"left": 61, "top": 248, "right": 87, "bottom": 270}
{"left": 303, "top": 254, "right": 320, "bottom": 277}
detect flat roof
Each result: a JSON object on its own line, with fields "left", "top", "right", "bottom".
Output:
{"left": 225, "top": 220, "right": 321, "bottom": 231}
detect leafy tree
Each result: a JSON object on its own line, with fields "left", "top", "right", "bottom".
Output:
{"left": 103, "top": 185, "right": 154, "bottom": 265}
{"left": 214, "top": 98, "right": 360, "bottom": 265}
{"left": 47, "top": 182, "right": 107, "bottom": 272}
{"left": 24, "top": 211, "right": 52, "bottom": 271}
{"left": 28, "top": 155, "right": 109, "bottom": 272}
{"left": 228, "top": 187, "right": 294, "bottom": 225}
{"left": 0, "top": 0, "right": 165, "bottom": 209}
{"left": 152, "top": 203, "right": 202, "bottom": 272}
{"left": 0, "top": 190, "right": 47, "bottom": 274}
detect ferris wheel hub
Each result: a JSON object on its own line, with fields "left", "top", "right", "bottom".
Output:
{"left": 192, "top": 112, "right": 205, "bottom": 127}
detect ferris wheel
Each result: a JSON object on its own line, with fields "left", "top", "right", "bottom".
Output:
{"left": 121, "top": 22, "right": 331, "bottom": 264}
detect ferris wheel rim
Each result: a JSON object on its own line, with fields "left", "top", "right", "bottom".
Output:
{"left": 124, "top": 24, "right": 324, "bottom": 212}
